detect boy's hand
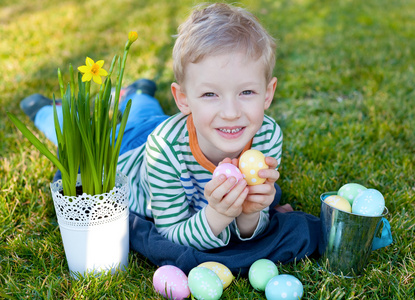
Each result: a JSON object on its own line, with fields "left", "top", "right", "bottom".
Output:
{"left": 204, "top": 163, "right": 248, "bottom": 236}
{"left": 205, "top": 174, "right": 248, "bottom": 216}
{"left": 241, "top": 156, "right": 280, "bottom": 215}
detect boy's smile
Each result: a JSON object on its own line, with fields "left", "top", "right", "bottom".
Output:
{"left": 172, "top": 52, "right": 277, "bottom": 165}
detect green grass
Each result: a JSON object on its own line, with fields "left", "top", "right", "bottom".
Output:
{"left": 1, "top": 0, "right": 414, "bottom": 298}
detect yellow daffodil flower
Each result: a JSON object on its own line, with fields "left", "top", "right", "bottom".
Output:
{"left": 78, "top": 57, "right": 108, "bottom": 84}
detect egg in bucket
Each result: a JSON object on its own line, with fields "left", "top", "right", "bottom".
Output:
{"left": 319, "top": 188, "right": 392, "bottom": 277}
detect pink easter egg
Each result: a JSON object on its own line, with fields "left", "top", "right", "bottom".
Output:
{"left": 213, "top": 163, "right": 244, "bottom": 183}
{"left": 153, "top": 265, "right": 190, "bottom": 300}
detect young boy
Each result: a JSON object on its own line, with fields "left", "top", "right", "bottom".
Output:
{"left": 21, "top": 3, "right": 320, "bottom": 275}
{"left": 120, "top": 3, "right": 320, "bottom": 273}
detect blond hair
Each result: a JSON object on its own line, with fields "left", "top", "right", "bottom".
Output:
{"left": 173, "top": 3, "right": 276, "bottom": 85}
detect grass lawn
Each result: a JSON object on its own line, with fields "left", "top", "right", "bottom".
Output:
{"left": 1, "top": 0, "right": 414, "bottom": 298}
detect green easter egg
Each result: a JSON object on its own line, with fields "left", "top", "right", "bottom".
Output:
{"left": 338, "top": 183, "right": 367, "bottom": 205}
{"left": 188, "top": 267, "right": 223, "bottom": 300}
{"left": 198, "top": 261, "right": 234, "bottom": 289}
{"left": 248, "top": 259, "right": 279, "bottom": 291}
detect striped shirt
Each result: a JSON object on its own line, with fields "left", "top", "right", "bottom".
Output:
{"left": 117, "top": 112, "right": 283, "bottom": 250}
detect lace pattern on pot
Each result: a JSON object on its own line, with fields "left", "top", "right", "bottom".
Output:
{"left": 50, "top": 172, "right": 129, "bottom": 227}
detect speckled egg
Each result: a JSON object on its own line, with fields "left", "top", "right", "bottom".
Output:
{"left": 248, "top": 259, "right": 279, "bottom": 291}
{"left": 324, "top": 195, "right": 352, "bottom": 213}
{"left": 198, "top": 261, "right": 234, "bottom": 289}
{"left": 188, "top": 267, "right": 223, "bottom": 300}
{"left": 352, "top": 189, "right": 385, "bottom": 216}
{"left": 265, "top": 274, "right": 303, "bottom": 300}
{"left": 213, "top": 163, "right": 243, "bottom": 182}
{"left": 338, "top": 183, "right": 367, "bottom": 205}
{"left": 239, "top": 149, "right": 268, "bottom": 185}
{"left": 152, "top": 265, "right": 190, "bottom": 300}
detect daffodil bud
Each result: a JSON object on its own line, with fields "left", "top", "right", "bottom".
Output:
{"left": 128, "top": 31, "right": 138, "bottom": 44}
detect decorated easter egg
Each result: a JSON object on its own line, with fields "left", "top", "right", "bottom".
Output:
{"left": 153, "top": 265, "right": 190, "bottom": 300}
{"left": 188, "top": 267, "right": 223, "bottom": 300}
{"left": 213, "top": 163, "right": 243, "bottom": 182}
{"left": 352, "top": 189, "right": 385, "bottom": 216}
{"left": 324, "top": 195, "right": 352, "bottom": 213}
{"left": 198, "top": 261, "right": 234, "bottom": 289}
{"left": 239, "top": 149, "right": 268, "bottom": 185}
{"left": 338, "top": 183, "right": 367, "bottom": 205}
{"left": 248, "top": 259, "right": 279, "bottom": 291}
{"left": 265, "top": 274, "right": 303, "bottom": 300}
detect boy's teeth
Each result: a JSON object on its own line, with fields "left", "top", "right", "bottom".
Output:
{"left": 219, "top": 128, "right": 242, "bottom": 133}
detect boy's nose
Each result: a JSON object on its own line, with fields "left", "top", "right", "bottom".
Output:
{"left": 220, "top": 97, "right": 241, "bottom": 120}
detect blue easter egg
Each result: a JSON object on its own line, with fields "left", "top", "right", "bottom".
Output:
{"left": 265, "top": 274, "right": 303, "bottom": 300}
{"left": 352, "top": 189, "right": 385, "bottom": 216}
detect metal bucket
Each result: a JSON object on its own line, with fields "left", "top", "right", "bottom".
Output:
{"left": 319, "top": 192, "right": 392, "bottom": 277}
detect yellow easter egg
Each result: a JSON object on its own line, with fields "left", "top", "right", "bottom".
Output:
{"left": 198, "top": 261, "right": 234, "bottom": 289}
{"left": 239, "top": 149, "right": 268, "bottom": 185}
{"left": 324, "top": 195, "right": 352, "bottom": 213}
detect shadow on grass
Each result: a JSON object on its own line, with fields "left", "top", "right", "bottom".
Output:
{"left": 5, "top": 0, "right": 183, "bottom": 115}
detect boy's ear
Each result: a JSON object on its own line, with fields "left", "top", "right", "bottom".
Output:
{"left": 171, "top": 82, "right": 191, "bottom": 115}
{"left": 264, "top": 77, "right": 278, "bottom": 110}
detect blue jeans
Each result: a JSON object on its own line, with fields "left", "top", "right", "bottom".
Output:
{"left": 34, "top": 93, "right": 169, "bottom": 155}
{"left": 129, "top": 209, "right": 321, "bottom": 276}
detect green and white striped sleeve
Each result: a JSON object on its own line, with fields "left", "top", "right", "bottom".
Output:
{"left": 145, "top": 135, "right": 230, "bottom": 250}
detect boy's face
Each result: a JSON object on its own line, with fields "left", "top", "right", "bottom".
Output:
{"left": 172, "top": 52, "right": 277, "bottom": 165}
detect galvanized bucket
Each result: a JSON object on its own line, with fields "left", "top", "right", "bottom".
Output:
{"left": 319, "top": 192, "right": 392, "bottom": 277}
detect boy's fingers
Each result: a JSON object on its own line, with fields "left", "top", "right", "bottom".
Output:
{"left": 258, "top": 169, "right": 280, "bottom": 182}
{"left": 264, "top": 156, "right": 278, "bottom": 169}
{"left": 245, "top": 193, "right": 273, "bottom": 204}
{"left": 221, "top": 180, "right": 247, "bottom": 204}
{"left": 210, "top": 176, "right": 239, "bottom": 201}
{"left": 218, "top": 157, "right": 232, "bottom": 165}
{"left": 246, "top": 181, "right": 274, "bottom": 196}
{"left": 232, "top": 186, "right": 248, "bottom": 208}
{"left": 231, "top": 158, "right": 239, "bottom": 166}
{"left": 226, "top": 179, "right": 247, "bottom": 199}
{"left": 223, "top": 182, "right": 248, "bottom": 214}
{"left": 205, "top": 174, "right": 226, "bottom": 196}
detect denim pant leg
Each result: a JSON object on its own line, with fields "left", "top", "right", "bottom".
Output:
{"left": 34, "top": 106, "right": 62, "bottom": 146}
{"left": 120, "top": 92, "right": 165, "bottom": 120}
{"left": 116, "top": 93, "right": 169, "bottom": 155}
{"left": 34, "top": 93, "right": 168, "bottom": 147}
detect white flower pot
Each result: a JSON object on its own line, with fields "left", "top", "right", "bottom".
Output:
{"left": 50, "top": 172, "right": 129, "bottom": 277}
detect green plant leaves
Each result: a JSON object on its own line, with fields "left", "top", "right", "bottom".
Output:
{"left": 7, "top": 35, "right": 134, "bottom": 196}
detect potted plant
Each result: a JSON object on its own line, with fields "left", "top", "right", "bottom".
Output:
{"left": 7, "top": 31, "right": 138, "bottom": 277}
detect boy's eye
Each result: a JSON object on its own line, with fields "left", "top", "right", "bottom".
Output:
{"left": 241, "top": 90, "right": 254, "bottom": 95}
{"left": 202, "top": 92, "right": 216, "bottom": 97}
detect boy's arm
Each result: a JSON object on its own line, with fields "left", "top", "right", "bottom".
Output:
{"left": 234, "top": 156, "right": 280, "bottom": 238}
{"left": 146, "top": 135, "right": 231, "bottom": 250}
{"left": 233, "top": 210, "right": 270, "bottom": 239}
{"left": 233, "top": 116, "right": 283, "bottom": 239}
